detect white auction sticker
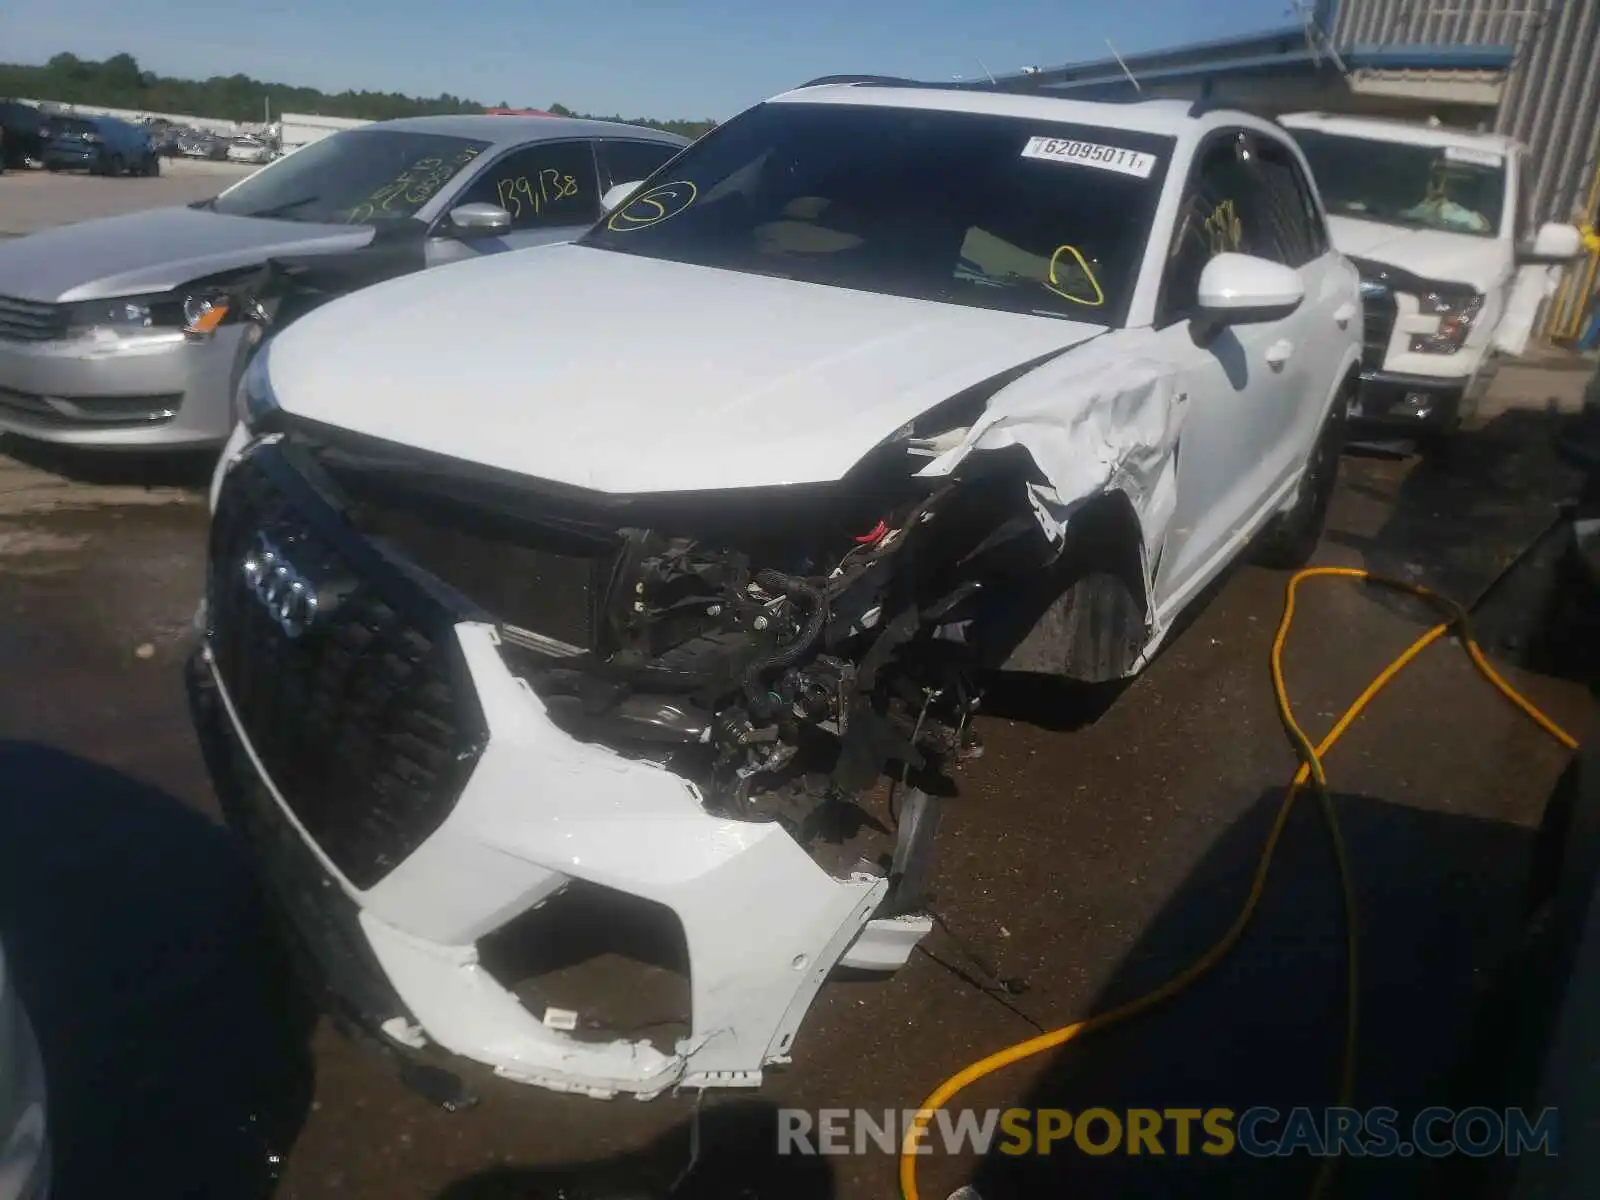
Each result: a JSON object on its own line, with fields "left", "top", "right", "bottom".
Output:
{"left": 1021, "top": 135, "right": 1157, "bottom": 178}
{"left": 1444, "top": 144, "right": 1504, "bottom": 168}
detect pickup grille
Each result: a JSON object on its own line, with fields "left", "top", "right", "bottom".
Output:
{"left": 206, "top": 444, "right": 487, "bottom": 890}
{"left": 1359, "top": 277, "right": 1398, "bottom": 372}
{"left": 0, "top": 296, "right": 66, "bottom": 343}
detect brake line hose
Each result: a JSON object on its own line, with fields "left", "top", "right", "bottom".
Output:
{"left": 899, "top": 566, "right": 1580, "bottom": 1200}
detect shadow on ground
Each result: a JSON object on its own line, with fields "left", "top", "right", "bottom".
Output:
{"left": 0, "top": 432, "right": 215, "bottom": 491}
{"left": 931, "top": 786, "right": 1546, "bottom": 1200}
{"left": 435, "top": 1098, "right": 837, "bottom": 1199}
{"left": 0, "top": 741, "right": 316, "bottom": 1198}
{"left": 1332, "top": 408, "right": 1583, "bottom": 608}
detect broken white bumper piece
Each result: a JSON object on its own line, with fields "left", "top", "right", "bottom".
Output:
{"left": 203, "top": 620, "right": 906, "bottom": 1099}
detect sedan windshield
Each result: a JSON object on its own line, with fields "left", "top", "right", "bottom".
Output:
{"left": 209, "top": 129, "right": 491, "bottom": 224}
{"left": 579, "top": 101, "right": 1174, "bottom": 325}
{"left": 1289, "top": 129, "right": 1506, "bottom": 237}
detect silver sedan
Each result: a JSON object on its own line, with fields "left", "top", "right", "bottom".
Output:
{"left": 0, "top": 114, "right": 687, "bottom": 451}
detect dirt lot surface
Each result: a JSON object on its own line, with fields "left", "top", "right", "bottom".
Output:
{"left": 0, "top": 170, "right": 1596, "bottom": 1200}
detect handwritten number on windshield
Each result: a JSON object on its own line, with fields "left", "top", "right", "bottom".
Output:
{"left": 494, "top": 169, "right": 580, "bottom": 219}
{"left": 345, "top": 146, "right": 483, "bottom": 222}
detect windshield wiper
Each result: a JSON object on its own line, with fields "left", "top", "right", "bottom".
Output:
{"left": 246, "top": 195, "right": 322, "bottom": 220}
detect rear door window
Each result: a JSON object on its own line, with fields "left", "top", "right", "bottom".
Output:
{"left": 596, "top": 139, "right": 682, "bottom": 192}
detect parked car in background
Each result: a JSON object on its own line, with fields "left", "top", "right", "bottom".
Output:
{"left": 43, "top": 112, "right": 160, "bottom": 177}
{"left": 1281, "top": 112, "right": 1582, "bottom": 445}
{"left": 189, "top": 84, "right": 1361, "bottom": 1100}
{"left": 226, "top": 136, "right": 274, "bottom": 166}
{"left": 0, "top": 939, "right": 48, "bottom": 1200}
{"left": 179, "top": 132, "right": 228, "bottom": 160}
{"left": 0, "top": 100, "right": 51, "bottom": 170}
{"left": 0, "top": 114, "right": 688, "bottom": 450}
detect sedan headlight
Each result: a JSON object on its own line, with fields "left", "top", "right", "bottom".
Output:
{"left": 1409, "top": 289, "right": 1483, "bottom": 355}
{"left": 63, "top": 294, "right": 180, "bottom": 341}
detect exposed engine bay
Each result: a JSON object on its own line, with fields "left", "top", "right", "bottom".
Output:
{"left": 294, "top": 416, "right": 1152, "bottom": 900}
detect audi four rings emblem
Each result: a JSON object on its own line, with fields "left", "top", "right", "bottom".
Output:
{"left": 241, "top": 532, "right": 319, "bottom": 637}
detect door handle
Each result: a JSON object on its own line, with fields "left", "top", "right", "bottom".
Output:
{"left": 1333, "top": 302, "right": 1356, "bottom": 328}
{"left": 1265, "top": 340, "right": 1294, "bottom": 368}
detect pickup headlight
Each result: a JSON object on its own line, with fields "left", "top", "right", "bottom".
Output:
{"left": 1409, "top": 289, "right": 1483, "bottom": 355}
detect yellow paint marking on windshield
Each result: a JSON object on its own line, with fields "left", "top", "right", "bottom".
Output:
{"left": 606, "top": 180, "right": 699, "bottom": 231}
{"left": 1046, "top": 244, "right": 1105, "bottom": 307}
{"left": 1204, "top": 198, "right": 1242, "bottom": 254}
{"left": 343, "top": 145, "right": 483, "bottom": 223}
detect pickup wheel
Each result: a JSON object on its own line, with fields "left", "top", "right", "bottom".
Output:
{"left": 1252, "top": 394, "right": 1346, "bottom": 569}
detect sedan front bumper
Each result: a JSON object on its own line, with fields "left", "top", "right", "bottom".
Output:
{"left": 0, "top": 325, "right": 246, "bottom": 450}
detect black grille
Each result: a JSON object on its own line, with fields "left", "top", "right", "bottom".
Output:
{"left": 1360, "top": 280, "right": 1398, "bottom": 371}
{"left": 341, "top": 490, "right": 611, "bottom": 652}
{"left": 0, "top": 295, "right": 66, "bottom": 343}
{"left": 206, "top": 443, "right": 488, "bottom": 890}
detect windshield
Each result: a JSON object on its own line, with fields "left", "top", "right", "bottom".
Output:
{"left": 209, "top": 128, "right": 491, "bottom": 224}
{"left": 1289, "top": 129, "right": 1507, "bottom": 238}
{"left": 579, "top": 102, "right": 1173, "bottom": 325}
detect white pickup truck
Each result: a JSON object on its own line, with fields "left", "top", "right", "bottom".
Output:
{"left": 1281, "top": 111, "right": 1582, "bottom": 444}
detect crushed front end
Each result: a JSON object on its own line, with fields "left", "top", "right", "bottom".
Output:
{"left": 188, "top": 410, "right": 1087, "bottom": 1098}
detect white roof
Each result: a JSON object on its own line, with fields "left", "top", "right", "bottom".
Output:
{"left": 768, "top": 83, "right": 1238, "bottom": 138}
{"left": 1278, "top": 111, "right": 1518, "bottom": 155}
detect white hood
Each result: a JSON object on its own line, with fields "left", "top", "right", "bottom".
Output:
{"left": 264, "top": 243, "right": 1106, "bottom": 494}
{"left": 1326, "top": 215, "right": 1505, "bottom": 290}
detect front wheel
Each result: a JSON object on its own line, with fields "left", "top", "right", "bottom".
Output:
{"left": 1252, "top": 391, "right": 1347, "bottom": 569}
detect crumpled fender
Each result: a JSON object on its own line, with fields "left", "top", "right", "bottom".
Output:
{"left": 913, "top": 330, "right": 1186, "bottom": 646}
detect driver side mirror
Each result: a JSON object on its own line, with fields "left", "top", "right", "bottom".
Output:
{"left": 600, "top": 180, "right": 644, "bottom": 214}
{"left": 1196, "top": 253, "right": 1305, "bottom": 326}
{"left": 448, "top": 202, "right": 512, "bottom": 238}
{"left": 1517, "top": 222, "right": 1583, "bottom": 265}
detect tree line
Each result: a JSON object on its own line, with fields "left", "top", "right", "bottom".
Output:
{"left": 0, "top": 52, "right": 716, "bottom": 139}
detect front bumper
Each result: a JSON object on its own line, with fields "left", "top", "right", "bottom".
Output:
{"left": 189, "top": 631, "right": 887, "bottom": 1097}
{"left": 1352, "top": 369, "right": 1465, "bottom": 434}
{"left": 187, "top": 442, "right": 893, "bottom": 1097}
{"left": 0, "top": 326, "right": 245, "bottom": 450}
{"left": 42, "top": 147, "right": 103, "bottom": 172}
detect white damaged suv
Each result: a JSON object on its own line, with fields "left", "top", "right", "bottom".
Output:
{"left": 188, "top": 81, "right": 1361, "bottom": 1099}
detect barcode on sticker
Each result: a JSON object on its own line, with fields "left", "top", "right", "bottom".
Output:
{"left": 1444, "top": 145, "right": 1504, "bottom": 168}
{"left": 1021, "top": 136, "right": 1157, "bottom": 178}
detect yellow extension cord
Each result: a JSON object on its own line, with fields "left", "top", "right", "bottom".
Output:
{"left": 899, "top": 565, "right": 1582, "bottom": 1200}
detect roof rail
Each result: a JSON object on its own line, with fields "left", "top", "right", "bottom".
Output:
{"left": 797, "top": 74, "right": 931, "bottom": 88}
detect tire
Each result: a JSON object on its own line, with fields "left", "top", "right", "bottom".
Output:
{"left": 1252, "top": 390, "right": 1347, "bottom": 569}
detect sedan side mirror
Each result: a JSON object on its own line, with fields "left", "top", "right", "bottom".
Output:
{"left": 1517, "top": 222, "right": 1583, "bottom": 265}
{"left": 1196, "top": 252, "right": 1305, "bottom": 326}
{"left": 448, "top": 202, "right": 512, "bottom": 238}
{"left": 600, "top": 180, "right": 644, "bottom": 214}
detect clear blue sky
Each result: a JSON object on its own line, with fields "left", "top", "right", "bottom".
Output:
{"left": 2, "top": 0, "right": 1292, "bottom": 119}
